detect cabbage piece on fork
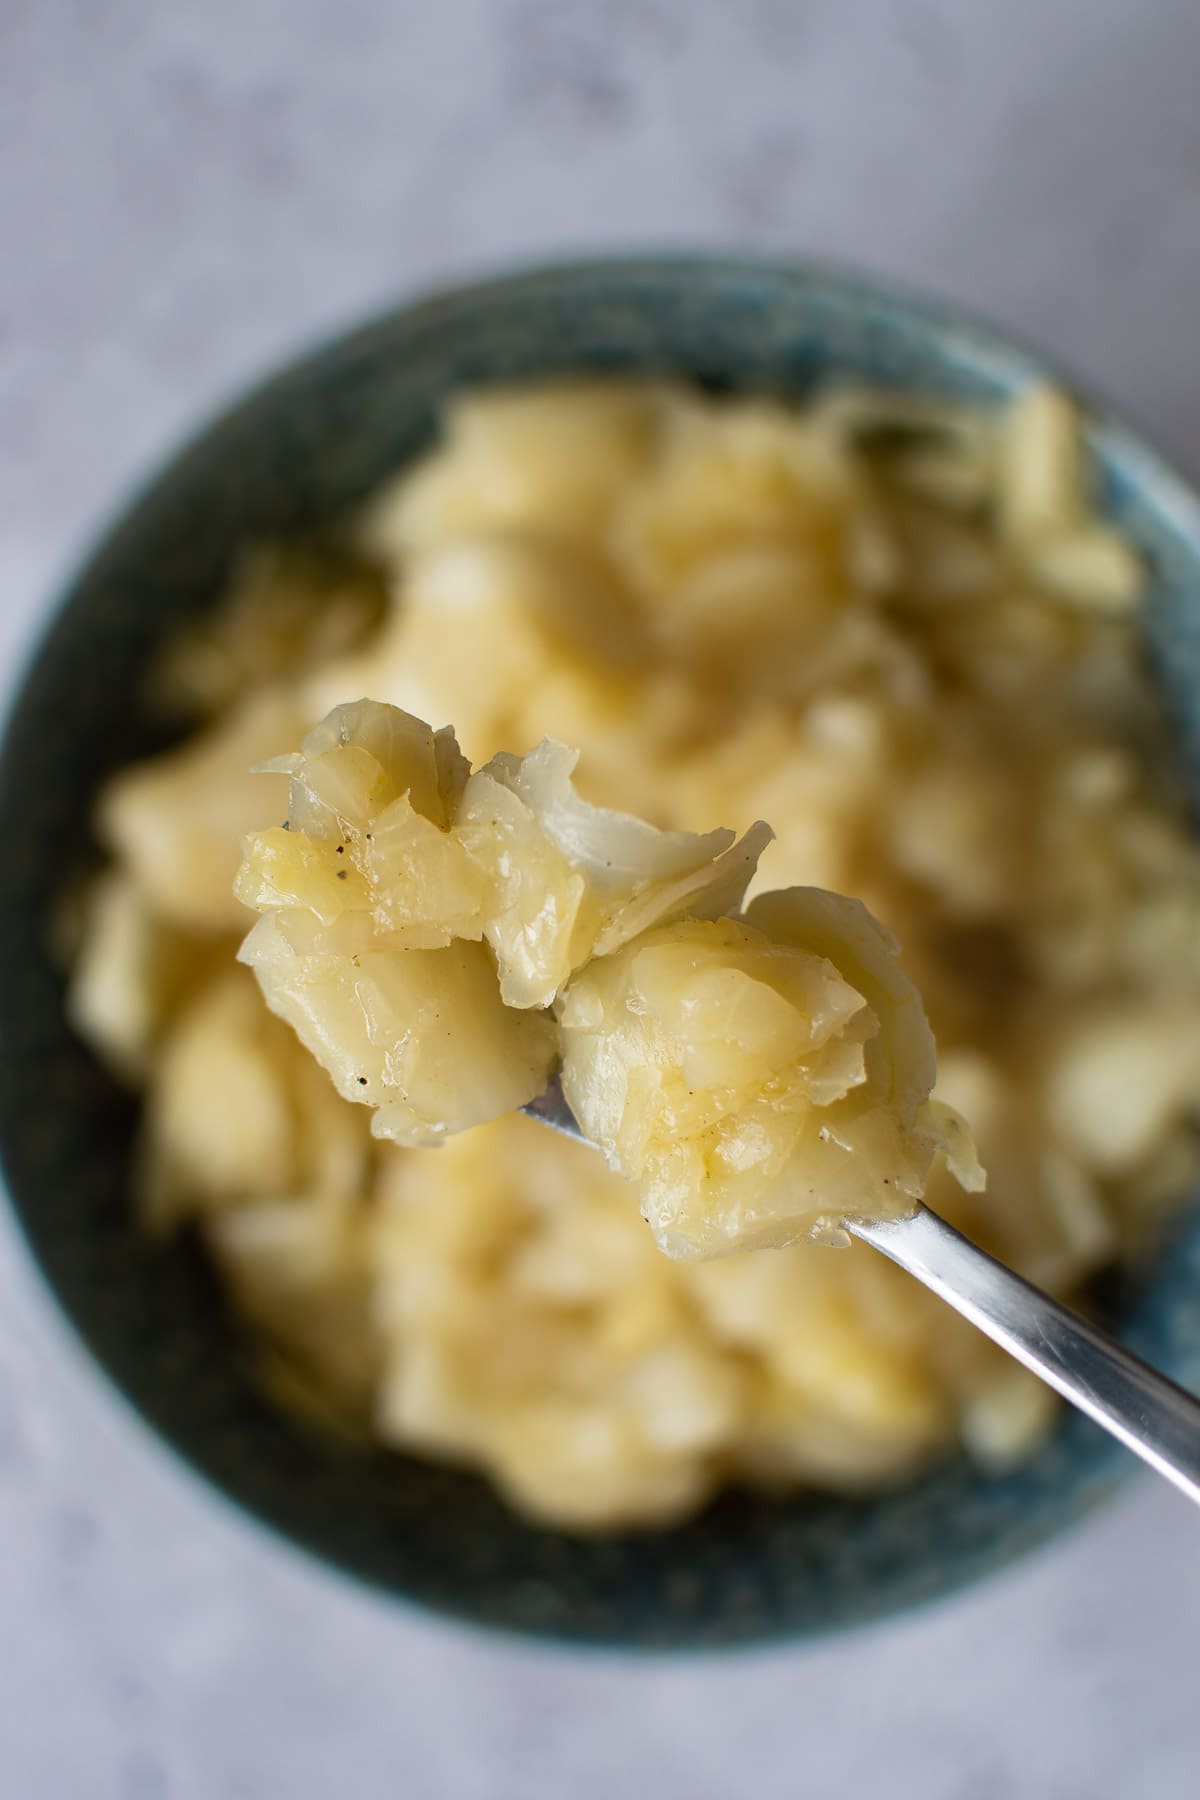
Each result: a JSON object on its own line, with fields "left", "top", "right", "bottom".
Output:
{"left": 237, "top": 699, "right": 978, "bottom": 1250}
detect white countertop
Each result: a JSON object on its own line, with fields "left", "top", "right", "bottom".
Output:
{"left": 4, "top": 3, "right": 1200, "bottom": 1793}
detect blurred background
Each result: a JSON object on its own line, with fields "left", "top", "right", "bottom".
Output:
{"left": 3, "top": 2, "right": 1200, "bottom": 1794}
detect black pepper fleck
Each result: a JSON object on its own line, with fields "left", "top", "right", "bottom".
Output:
{"left": 357, "top": 1076, "right": 368, "bottom": 1085}
{"left": 336, "top": 869, "right": 347, "bottom": 879}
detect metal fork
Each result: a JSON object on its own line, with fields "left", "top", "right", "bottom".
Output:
{"left": 523, "top": 1077, "right": 1200, "bottom": 1507}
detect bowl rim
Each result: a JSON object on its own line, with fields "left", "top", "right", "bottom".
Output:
{"left": 29, "top": 249, "right": 1200, "bottom": 633}
{"left": 3, "top": 250, "right": 1200, "bottom": 1649}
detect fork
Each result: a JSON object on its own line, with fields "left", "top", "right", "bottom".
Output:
{"left": 523, "top": 1075, "right": 1200, "bottom": 1507}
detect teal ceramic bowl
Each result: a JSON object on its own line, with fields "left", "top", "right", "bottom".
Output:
{"left": 3, "top": 258, "right": 1200, "bottom": 1648}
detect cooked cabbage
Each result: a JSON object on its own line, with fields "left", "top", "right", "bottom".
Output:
{"left": 66, "top": 376, "right": 1200, "bottom": 1533}
{"left": 560, "top": 894, "right": 975, "bottom": 1257}
{"left": 238, "top": 702, "right": 974, "bottom": 1249}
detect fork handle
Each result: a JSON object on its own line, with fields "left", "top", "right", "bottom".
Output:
{"left": 848, "top": 1203, "right": 1200, "bottom": 1507}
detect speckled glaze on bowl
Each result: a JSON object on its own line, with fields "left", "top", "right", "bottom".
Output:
{"left": 2, "top": 257, "right": 1200, "bottom": 1650}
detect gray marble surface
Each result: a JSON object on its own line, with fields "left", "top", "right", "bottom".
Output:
{"left": 4, "top": 3, "right": 1200, "bottom": 1794}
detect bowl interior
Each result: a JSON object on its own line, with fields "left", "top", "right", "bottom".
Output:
{"left": 3, "top": 258, "right": 1200, "bottom": 1647}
